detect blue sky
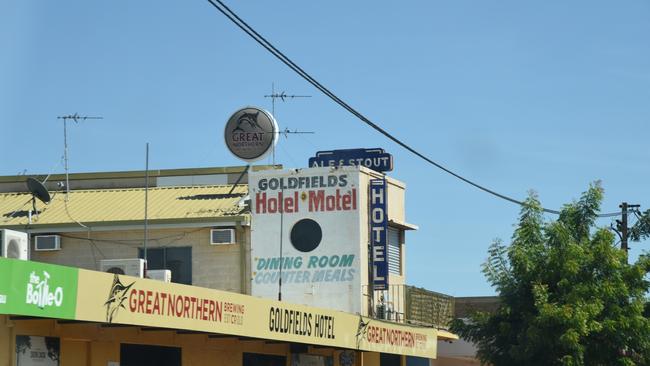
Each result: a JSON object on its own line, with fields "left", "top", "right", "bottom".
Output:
{"left": 1, "top": 1, "right": 649, "bottom": 295}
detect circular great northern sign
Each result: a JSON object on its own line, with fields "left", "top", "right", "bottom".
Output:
{"left": 224, "top": 106, "right": 278, "bottom": 162}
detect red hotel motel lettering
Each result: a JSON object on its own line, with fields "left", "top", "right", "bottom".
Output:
{"left": 255, "top": 189, "right": 357, "bottom": 214}
{"left": 127, "top": 288, "right": 245, "bottom": 324}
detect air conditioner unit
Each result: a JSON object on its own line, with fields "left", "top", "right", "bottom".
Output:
{"left": 375, "top": 304, "right": 394, "bottom": 320}
{"left": 376, "top": 304, "right": 386, "bottom": 320}
{"left": 210, "top": 228, "right": 235, "bottom": 245}
{"left": 99, "top": 258, "right": 145, "bottom": 278}
{"left": 34, "top": 235, "right": 61, "bottom": 251}
{"left": 147, "top": 269, "right": 172, "bottom": 283}
{"left": 1, "top": 229, "right": 28, "bottom": 260}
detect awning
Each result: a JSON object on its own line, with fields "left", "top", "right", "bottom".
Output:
{"left": 436, "top": 329, "right": 459, "bottom": 341}
{"left": 0, "top": 258, "right": 452, "bottom": 358}
{"left": 388, "top": 219, "right": 418, "bottom": 231}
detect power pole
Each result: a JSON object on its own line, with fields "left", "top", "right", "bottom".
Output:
{"left": 620, "top": 202, "right": 629, "bottom": 254}
{"left": 617, "top": 202, "right": 641, "bottom": 259}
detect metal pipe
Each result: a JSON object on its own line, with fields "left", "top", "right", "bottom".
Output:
{"left": 144, "top": 143, "right": 149, "bottom": 277}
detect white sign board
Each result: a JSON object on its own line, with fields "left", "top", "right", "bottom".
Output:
{"left": 15, "top": 336, "right": 59, "bottom": 366}
{"left": 250, "top": 167, "right": 362, "bottom": 313}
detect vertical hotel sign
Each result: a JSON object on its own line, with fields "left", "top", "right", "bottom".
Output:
{"left": 369, "top": 178, "right": 388, "bottom": 290}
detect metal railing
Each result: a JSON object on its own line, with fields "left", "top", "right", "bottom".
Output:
{"left": 404, "top": 286, "right": 454, "bottom": 329}
{"left": 362, "top": 284, "right": 454, "bottom": 329}
{"left": 363, "top": 284, "right": 406, "bottom": 323}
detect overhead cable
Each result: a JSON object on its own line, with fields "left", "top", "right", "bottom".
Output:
{"left": 205, "top": 0, "right": 622, "bottom": 218}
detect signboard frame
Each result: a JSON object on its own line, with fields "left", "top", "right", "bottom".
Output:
{"left": 308, "top": 148, "right": 393, "bottom": 172}
{"left": 369, "top": 178, "right": 389, "bottom": 291}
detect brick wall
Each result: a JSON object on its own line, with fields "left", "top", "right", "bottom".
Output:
{"left": 30, "top": 226, "right": 252, "bottom": 294}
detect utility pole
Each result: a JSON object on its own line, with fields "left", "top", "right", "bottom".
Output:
{"left": 616, "top": 202, "right": 641, "bottom": 259}
{"left": 620, "top": 202, "right": 629, "bottom": 254}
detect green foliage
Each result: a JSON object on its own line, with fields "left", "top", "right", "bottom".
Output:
{"left": 450, "top": 183, "right": 650, "bottom": 366}
{"left": 631, "top": 209, "right": 650, "bottom": 242}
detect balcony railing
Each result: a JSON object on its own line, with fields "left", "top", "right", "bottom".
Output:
{"left": 404, "top": 286, "right": 454, "bottom": 329}
{"left": 363, "top": 284, "right": 406, "bottom": 323}
{"left": 362, "top": 284, "right": 454, "bottom": 329}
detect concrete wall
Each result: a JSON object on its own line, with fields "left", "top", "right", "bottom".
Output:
{"left": 435, "top": 339, "right": 480, "bottom": 363}
{"left": 29, "top": 227, "right": 252, "bottom": 294}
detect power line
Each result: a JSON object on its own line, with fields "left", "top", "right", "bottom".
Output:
{"left": 58, "top": 228, "right": 204, "bottom": 248}
{"left": 204, "top": 0, "right": 622, "bottom": 218}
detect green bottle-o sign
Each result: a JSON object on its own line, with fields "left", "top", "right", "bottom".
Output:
{"left": 0, "top": 258, "right": 78, "bottom": 319}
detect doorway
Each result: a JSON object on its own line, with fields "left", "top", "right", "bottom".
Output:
{"left": 120, "top": 343, "right": 181, "bottom": 366}
{"left": 243, "top": 352, "right": 287, "bottom": 366}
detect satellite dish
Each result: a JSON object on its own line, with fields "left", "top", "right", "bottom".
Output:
{"left": 26, "top": 177, "right": 51, "bottom": 204}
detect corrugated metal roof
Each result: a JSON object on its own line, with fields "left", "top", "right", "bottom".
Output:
{"left": 0, "top": 185, "right": 248, "bottom": 228}
{"left": 0, "top": 165, "right": 280, "bottom": 184}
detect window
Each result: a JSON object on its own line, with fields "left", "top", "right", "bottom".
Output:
{"left": 388, "top": 227, "right": 402, "bottom": 275}
{"left": 138, "top": 247, "right": 192, "bottom": 285}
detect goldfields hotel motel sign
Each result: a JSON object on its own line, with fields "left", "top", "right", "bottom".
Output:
{"left": 249, "top": 167, "right": 362, "bottom": 313}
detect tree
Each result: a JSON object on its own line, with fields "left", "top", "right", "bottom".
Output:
{"left": 630, "top": 208, "right": 650, "bottom": 242}
{"left": 450, "top": 183, "right": 650, "bottom": 366}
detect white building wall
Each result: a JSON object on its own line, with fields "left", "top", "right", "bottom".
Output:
{"left": 249, "top": 166, "right": 410, "bottom": 316}
{"left": 250, "top": 166, "right": 363, "bottom": 313}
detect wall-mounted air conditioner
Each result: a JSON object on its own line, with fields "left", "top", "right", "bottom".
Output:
{"left": 210, "top": 228, "right": 235, "bottom": 245}
{"left": 1, "top": 229, "right": 28, "bottom": 260}
{"left": 99, "top": 258, "right": 145, "bottom": 278}
{"left": 147, "top": 269, "right": 172, "bottom": 283}
{"left": 34, "top": 235, "right": 61, "bottom": 251}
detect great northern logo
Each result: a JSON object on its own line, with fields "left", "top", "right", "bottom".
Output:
{"left": 104, "top": 274, "right": 135, "bottom": 323}
{"left": 224, "top": 107, "right": 277, "bottom": 162}
{"left": 233, "top": 111, "right": 264, "bottom": 132}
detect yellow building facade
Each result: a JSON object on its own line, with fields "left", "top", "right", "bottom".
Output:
{"left": 0, "top": 258, "right": 454, "bottom": 366}
{"left": 0, "top": 165, "right": 457, "bottom": 366}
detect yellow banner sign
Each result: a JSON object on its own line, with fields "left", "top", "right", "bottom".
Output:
{"left": 75, "top": 269, "right": 436, "bottom": 358}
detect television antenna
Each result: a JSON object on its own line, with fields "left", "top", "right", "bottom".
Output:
{"left": 277, "top": 128, "right": 314, "bottom": 139}
{"left": 56, "top": 113, "right": 103, "bottom": 201}
{"left": 263, "top": 84, "right": 314, "bottom": 164}
{"left": 264, "top": 82, "right": 311, "bottom": 117}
